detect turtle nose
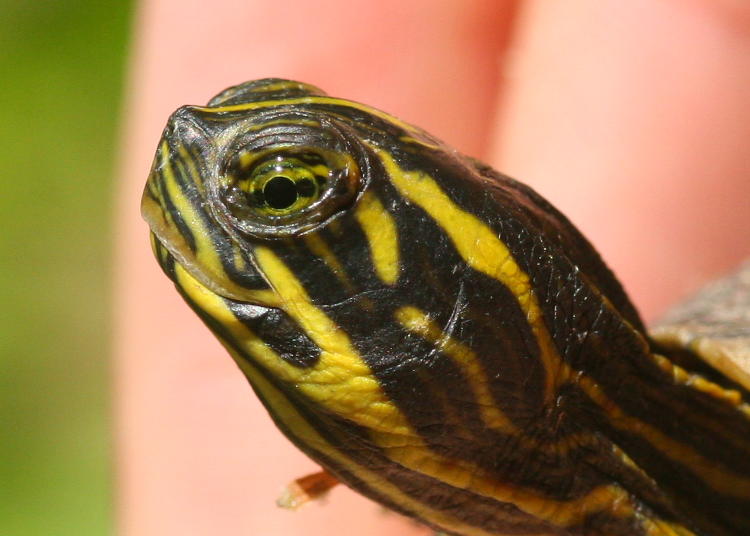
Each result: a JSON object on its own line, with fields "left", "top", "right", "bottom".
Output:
{"left": 140, "top": 107, "right": 209, "bottom": 245}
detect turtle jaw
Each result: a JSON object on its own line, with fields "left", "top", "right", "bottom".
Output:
{"left": 146, "top": 229, "right": 282, "bottom": 313}
{"left": 140, "top": 186, "right": 245, "bottom": 303}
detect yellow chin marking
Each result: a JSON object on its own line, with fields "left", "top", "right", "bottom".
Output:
{"left": 354, "top": 191, "right": 400, "bottom": 285}
{"left": 643, "top": 520, "right": 700, "bottom": 536}
{"left": 374, "top": 147, "right": 563, "bottom": 401}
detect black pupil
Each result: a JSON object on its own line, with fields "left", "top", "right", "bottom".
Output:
{"left": 263, "top": 176, "right": 298, "bottom": 209}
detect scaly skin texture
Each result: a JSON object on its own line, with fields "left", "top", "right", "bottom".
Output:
{"left": 143, "top": 80, "right": 750, "bottom": 536}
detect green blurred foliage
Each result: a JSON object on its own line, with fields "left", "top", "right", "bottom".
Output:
{"left": 0, "top": 0, "right": 132, "bottom": 533}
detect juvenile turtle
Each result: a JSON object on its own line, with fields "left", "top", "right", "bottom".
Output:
{"left": 142, "top": 78, "right": 750, "bottom": 536}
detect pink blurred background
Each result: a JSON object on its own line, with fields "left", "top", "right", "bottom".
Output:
{"left": 115, "top": 1, "right": 750, "bottom": 534}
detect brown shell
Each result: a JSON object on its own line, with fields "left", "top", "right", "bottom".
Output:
{"left": 651, "top": 261, "right": 750, "bottom": 390}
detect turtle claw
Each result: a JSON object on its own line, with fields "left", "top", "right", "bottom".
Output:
{"left": 276, "top": 469, "right": 340, "bottom": 510}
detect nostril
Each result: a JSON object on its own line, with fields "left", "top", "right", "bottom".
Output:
{"left": 166, "top": 105, "right": 209, "bottom": 143}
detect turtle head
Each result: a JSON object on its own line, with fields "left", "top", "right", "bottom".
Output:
{"left": 142, "top": 79, "right": 750, "bottom": 536}
{"left": 140, "top": 78, "right": 509, "bottom": 426}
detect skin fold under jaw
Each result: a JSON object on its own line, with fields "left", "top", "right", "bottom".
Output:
{"left": 142, "top": 78, "right": 750, "bottom": 536}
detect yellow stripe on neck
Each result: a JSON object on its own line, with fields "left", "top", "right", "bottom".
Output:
{"left": 225, "top": 345, "right": 516, "bottom": 536}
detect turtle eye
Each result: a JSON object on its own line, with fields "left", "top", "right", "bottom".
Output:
{"left": 214, "top": 118, "right": 365, "bottom": 238}
{"left": 223, "top": 151, "right": 331, "bottom": 219}
{"left": 243, "top": 154, "right": 324, "bottom": 215}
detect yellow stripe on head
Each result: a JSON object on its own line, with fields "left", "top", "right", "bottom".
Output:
{"left": 193, "top": 96, "right": 424, "bottom": 139}
{"left": 354, "top": 191, "right": 400, "bottom": 285}
{"left": 373, "top": 147, "right": 564, "bottom": 401}
{"left": 395, "top": 306, "right": 516, "bottom": 432}
{"left": 236, "top": 246, "right": 412, "bottom": 434}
